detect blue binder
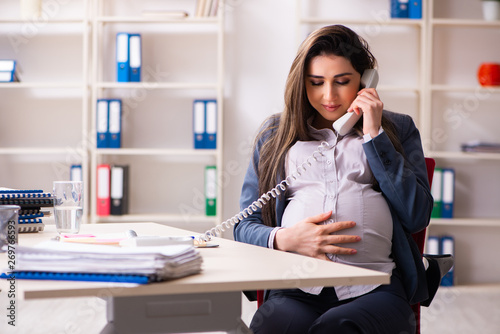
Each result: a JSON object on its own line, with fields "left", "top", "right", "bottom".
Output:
{"left": 0, "top": 60, "right": 18, "bottom": 82}
{"left": 440, "top": 236, "right": 455, "bottom": 286}
{"left": 70, "top": 164, "right": 83, "bottom": 182}
{"left": 96, "top": 99, "right": 110, "bottom": 148}
{"left": 204, "top": 100, "right": 217, "bottom": 149}
{"left": 0, "top": 272, "right": 150, "bottom": 284}
{"left": 441, "top": 168, "right": 455, "bottom": 219}
{"left": 409, "top": 0, "right": 422, "bottom": 19}
{"left": 193, "top": 100, "right": 206, "bottom": 149}
{"left": 0, "top": 189, "right": 44, "bottom": 195}
{"left": 128, "top": 34, "right": 142, "bottom": 82}
{"left": 108, "top": 99, "right": 122, "bottom": 148}
{"left": 390, "top": 0, "right": 409, "bottom": 18}
{"left": 116, "top": 33, "right": 130, "bottom": 82}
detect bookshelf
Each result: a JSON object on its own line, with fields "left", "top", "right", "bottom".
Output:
{"left": 0, "top": 0, "right": 224, "bottom": 233}
{"left": 424, "top": 0, "right": 500, "bottom": 288}
{"left": 90, "top": 0, "right": 225, "bottom": 230}
{"left": 296, "top": 0, "right": 500, "bottom": 287}
{"left": 0, "top": 0, "right": 91, "bottom": 220}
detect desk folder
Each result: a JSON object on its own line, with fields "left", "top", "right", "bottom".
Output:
{"left": 1, "top": 240, "right": 202, "bottom": 284}
{"left": 192, "top": 99, "right": 217, "bottom": 149}
{"left": 0, "top": 60, "right": 21, "bottom": 82}
{"left": 116, "top": 33, "right": 141, "bottom": 82}
{"left": 96, "top": 99, "right": 122, "bottom": 149}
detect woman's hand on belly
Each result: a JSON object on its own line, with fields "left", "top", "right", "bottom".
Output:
{"left": 274, "top": 211, "right": 361, "bottom": 261}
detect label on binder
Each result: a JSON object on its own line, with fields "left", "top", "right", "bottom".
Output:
{"left": 0, "top": 60, "right": 15, "bottom": 72}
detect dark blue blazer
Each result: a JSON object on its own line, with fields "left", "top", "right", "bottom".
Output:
{"left": 234, "top": 110, "right": 433, "bottom": 305}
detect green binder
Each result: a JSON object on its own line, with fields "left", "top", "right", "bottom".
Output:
{"left": 430, "top": 167, "right": 443, "bottom": 218}
{"left": 205, "top": 166, "right": 217, "bottom": 216}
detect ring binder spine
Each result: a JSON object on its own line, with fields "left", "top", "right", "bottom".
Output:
{"left": 197, "top": 141, "right": 331, "bottom": 243}
{"left": 0, "top": 189, "right": 54, "bottom": 234}
{"left": 19, "top": 218, "right": 43, "bottom": 224}
{"left": 0, "top": 189, "right": 44, "bottom": 194}
{"left": 17, "top": 223, "right": 45, "bottom": 233}
{"left": 0, "top": 198, "right": 54, "bottom": 207}
{"left": 0, "top": 191, "right": 52, "bottom": 198}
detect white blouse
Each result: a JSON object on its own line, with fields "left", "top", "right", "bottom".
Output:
{"left": 280, "top": 124, "right": 395, "bottom": 300}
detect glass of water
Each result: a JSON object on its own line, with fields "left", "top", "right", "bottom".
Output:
{"left": 53, "top": 181, "right": 83, "bottom": 234}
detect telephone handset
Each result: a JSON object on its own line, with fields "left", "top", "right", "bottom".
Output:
{"left": 332, "top": 69, "right": 379, "bottom": 136}
{"left": 196, "top": 69, "right": 379, "bottom": 243}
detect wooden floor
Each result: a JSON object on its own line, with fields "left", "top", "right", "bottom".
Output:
{"left": 2, "top": 286, "right": 498, "bottom": 333}
{"left": 0, "top": 294, "right": 257, "bottom": 334}
{"left": 1, "top": 297, "right": 108, "bottom": 334}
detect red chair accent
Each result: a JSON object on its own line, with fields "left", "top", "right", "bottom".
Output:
{"left": 257, "top": 158, "right": 435, "bottom": 334}
{"left": 411, "top": 157, "right": 435, "bottom": 334}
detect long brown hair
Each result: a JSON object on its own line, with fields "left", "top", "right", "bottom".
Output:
{"left": 255, "top": 25, "right": 403, "bottom": 227}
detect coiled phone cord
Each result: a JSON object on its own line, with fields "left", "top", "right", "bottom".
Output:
{"left": 196, "top": 141, "right": 331, "bottom": 243}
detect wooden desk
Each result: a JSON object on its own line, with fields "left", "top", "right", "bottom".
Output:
{"left": 0, "top": 223, "right": 390, "bottom": 333}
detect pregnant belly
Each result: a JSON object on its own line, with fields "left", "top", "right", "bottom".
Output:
{"left": 283, "top": 185, "right": 394, "bottom": 265}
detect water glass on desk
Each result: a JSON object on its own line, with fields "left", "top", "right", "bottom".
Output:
{"left": 53, "top": 181, "right": 83, "bottom": 234}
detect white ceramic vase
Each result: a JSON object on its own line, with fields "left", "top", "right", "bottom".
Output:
{"left": 20, "top": 0, "right": 42, "bottom": 20}
{"left": 482, "top": 1, "right": 500, "bottom": 21}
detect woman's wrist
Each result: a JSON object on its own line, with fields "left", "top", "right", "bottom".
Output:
{"left": 363, "top": 126, "right": 384, "bottom": 142}
{"left": 274, "top": 227, "right": 291, "bottom": 251}
{"left": 268, "top": 227, "right": 282, "bottom": 249}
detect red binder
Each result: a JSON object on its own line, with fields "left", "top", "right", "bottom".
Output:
{"left": 96, "top": 164, "right": 111, "bottom": 216}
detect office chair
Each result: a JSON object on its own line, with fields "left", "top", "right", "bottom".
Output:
{"left": 411, "top": 157, "right": 435, "bottom": 334}
{"left": 256, "top": 158, "right": 436, "bottom": 334}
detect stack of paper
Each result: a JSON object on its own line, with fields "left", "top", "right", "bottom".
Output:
{"left": 3, "top": 241, "right": 202, "bottom": 283}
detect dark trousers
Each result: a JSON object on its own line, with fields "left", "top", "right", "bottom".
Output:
{"left": 250, "top": 269, "right": 415, "bottom": 334}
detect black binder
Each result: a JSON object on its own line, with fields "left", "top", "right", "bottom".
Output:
{"left": 110, "top": 165, "right": 129, "bottom": 215}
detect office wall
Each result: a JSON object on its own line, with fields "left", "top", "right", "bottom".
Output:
{"left": 221, "top": 0, "right": 298, "bottom": 237}
{"left": 220, "top": 0, "right": 420, "bottom": 238}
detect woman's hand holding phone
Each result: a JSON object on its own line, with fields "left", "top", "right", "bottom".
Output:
{"left": 348, "top": 87, "right": 384, "bottom": 138}
{"left": 333, "top": 69, "right": 381, "bottom": 136}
